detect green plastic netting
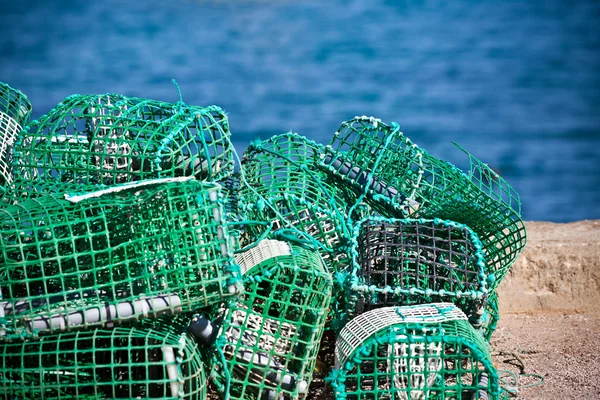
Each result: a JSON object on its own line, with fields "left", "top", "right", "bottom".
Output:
{"left": 0, "top": 314, "right": 207, "bottom": 399}
{"left": 329, "top": 303, "right": 501, "bottom": 399}
{"left": 0, "top": 178, "right": 242, "bottom": 340}
{"left": 220, "top": 172, "right": 242, "bottom": 222}
{"left": 341, "top": 218, "right": 489, "bottom": 326}
{"left": 210, "top": 239, "right": 333, "bottom": 399}
{"left": 319, "top": 116, "right": 526, "bottom": 292}
{"left": 478, "top": 293, "right": 499, "bottom": 342}
{"left": 0, "top": 82, "right": 32, "bottom": 188}
{"left": 5, "top": 93, "right": 234, "bottom": 202}
{"left": 238, "top": 132, "right": 360, "bottom": 273}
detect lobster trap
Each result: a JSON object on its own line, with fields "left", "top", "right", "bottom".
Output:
{"left": 330, "top": 303, "right": 501, "bottom": 399}
{"left": 0, "top": 315, "right": 207, "bottom": 399}
{"left": 239, "top": 133, "right": 357, "bottom": 272}
{"left": 211, "top": 239, "right": 333, "bottom": 399}
{"left": 319, "top": 117, "right": 526, "bottom": 291}
{"left": 0, "top": 178, "right": 242, "bottom": 340}
{"left": 8, "top": 93, "right": 234, "bottom": 202}
{"left": 318, "top": 116, "right": 421, "bottom": 216}
{"left": 0, "top": 82, "right": 32, "bottom": 188}
{"left": 343, "top": 218, "right": 489, "bottom": 322}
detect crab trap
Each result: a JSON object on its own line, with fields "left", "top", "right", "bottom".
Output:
{"left": 319, "top": 117, "right": 526, "bottom": 291}
{"left": 0, "top": 178, "right": 242, "bottom": 340}
{"left": 0, "top": 82, "right": 32, "bottom": 188}
{"left": 329, "top": 303, "right": 501, "bottom": 400}
{"left": 210, "top": 239, "right": 333, "bottom": 399}
{"left": 0, "top": 315, "right": 207, "bottom": 399}
{"left": 7, "top": 93, "right": 234, "bottom": 202}
{"left": 341, "top": 218, "right": 489, "bottom": 324}
{"left": 239, "top": 133, "right": 358, "bottom": 273}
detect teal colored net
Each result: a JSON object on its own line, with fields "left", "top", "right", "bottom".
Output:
{"left": 5, "top": 93, "right": 234, "bottom": 203}
{"left": 330, "top": 303, "right": 501, "bottom": 399}
{"left": 0, "top": 82, "right": 32, "bottom": 189}
{"left": 0, "top": 315, "right": 207, "bottom": 399}
{"left": 0, "top": 86, "right": 530, "bottom": 399}
{"left": 210, "top": 239, "right": 333, "bottom": 399}
{"left": 0, "top": 178, "right": 242, "bottom": 340}
{"left": 319, "top": 116, "right": 526, "bottom": 292}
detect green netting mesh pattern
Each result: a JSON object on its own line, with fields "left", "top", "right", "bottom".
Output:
{"left": 319, "top": 117, "right": 526, "bottom": 291}
{"left": 318, "top": 116, "right": 422, "bottom": 216}
{"left": 239, "top": 132, "right": 358, "bottom": 273}
{"left": 7, "top": 93, "right": 234, "bottom": 202}
{"left": 0, "top": 315, "right": 207, "bottom": 399}
{"left": 211, "top": 241, "right": 333, "bottom": 399}
{"left": 344, "top": 218, "right": 489, "bottom": 321}
{"left": 479, "top": 293, "right": 499, "bottom": 342}
{"left": 0, "top": 82, "right": 32, "bottom": 188}
{"left": 0, "top": 178, "right": 242, "bottom": 339}
{"left": 330, "top": 304, "right": 500, "bottom": 399}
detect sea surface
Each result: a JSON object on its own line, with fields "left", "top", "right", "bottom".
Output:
{"left": 1, "top": 0, "right": 598, "bottom": 222}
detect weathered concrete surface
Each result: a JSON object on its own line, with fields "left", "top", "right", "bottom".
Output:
{"left": 498, "top": 220, "right": 600, "bottom": 315}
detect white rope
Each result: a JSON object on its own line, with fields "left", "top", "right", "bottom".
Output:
{"left": 64, "top": 176, "right": 193, "bottom": 203}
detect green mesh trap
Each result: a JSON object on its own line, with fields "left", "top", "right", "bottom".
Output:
{"left": 0, "top": 82, "right": 32, "bottom": 188}
{"left": 0, "top": 178, "right": 242, "bottom": 340}
{"left": 340, "top": 218, "right": 489, "bottom": 327}
{"left": 7, "top": 93, "right": 234, "bottom": 202}
{"left": 330, "top": 303, "right": 501, "bottom": 399}
{"left": 319, "top": 116, "right": 526, "bottom": 291}
{"left": 0, "top": 315, "right": 207, "bottom": 399}
{"left": 239, "top": 133, "right": 358, "bottom": 273}
{"left": 210, "top": 239, "right": 333, "bottom": 399}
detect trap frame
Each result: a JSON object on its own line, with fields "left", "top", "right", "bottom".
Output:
{"left": 0, "top": 178, "right": 242, "bottom": 340}
{"left": 341, "top": 217, "right": 489, "bottom": 325}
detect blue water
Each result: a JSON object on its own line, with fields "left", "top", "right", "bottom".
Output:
{"left": 1, "top": 0, "right": 599, "bottom": 222}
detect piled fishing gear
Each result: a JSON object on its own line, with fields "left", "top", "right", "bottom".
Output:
{"left": 0, "top": 81, "right": 533, "bottom": 399}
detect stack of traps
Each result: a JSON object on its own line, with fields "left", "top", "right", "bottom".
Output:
{"left": 318, "top": 117, "right": 526, "bottom": 292}
{"left": 1, "top": 82, "right": 526, "bottom": 399}
{"left": 0, "top": 86, "right": 244, "bottom": 399}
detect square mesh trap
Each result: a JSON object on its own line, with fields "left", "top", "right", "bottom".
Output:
{"left": 0, "top": 315, "right": 207, "bottom": 399}
{"left": 0, "top": 178, "right": 242, "bottom": 340}
{"left": 0, "top": 82, "right": 32, "bottom": 188}
{"left": 7, "top": 93, "right": 234, "bottom": 202}
{"left": 239, "top": 132, "right": 358, "bottom": 273}
{"left": 331, "top": 304, "right": 500, "bottom": 400}
{"left": 319, "top": 116, "right": 526, "bottom": 291}
{"left": 345, "top": 218, "right": 488, "bottom": 321}
{"left": 211, "top": 241, "right": 333, "bottom": 399}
